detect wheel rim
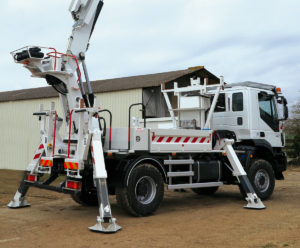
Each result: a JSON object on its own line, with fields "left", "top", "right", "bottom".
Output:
{"left": 254, "top": 169, "right": 270, "bottom": 193}
{"left": 135, "top": 176, "right": 156, "bottom": 205}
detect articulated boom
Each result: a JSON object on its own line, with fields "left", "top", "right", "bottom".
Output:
{"left": 8, "top": 0, "right": 121, "bottom": 233}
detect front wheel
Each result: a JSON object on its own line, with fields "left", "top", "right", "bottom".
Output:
{"left": 240, "top": 159, "right": 275, "bottom": 200}
{"left": 116, "top": 164, "right": 164, "bottom": 217}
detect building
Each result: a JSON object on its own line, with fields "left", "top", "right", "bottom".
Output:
{"left": 0, "top": 66, "right": 219, "bottom": 170}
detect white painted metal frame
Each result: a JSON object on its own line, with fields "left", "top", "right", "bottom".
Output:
{"left": 161, "top": 76, "right": 224, "bottom": 130}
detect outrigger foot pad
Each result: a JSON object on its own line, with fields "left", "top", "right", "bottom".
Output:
{"left": 89, "top": 216, "right": 121, "bottom": 233}
{"left": 244, "top": 193, "right": 266, "bottom": 210}
{"left": 7, "top": 191, "right": 30, "bottom": 208}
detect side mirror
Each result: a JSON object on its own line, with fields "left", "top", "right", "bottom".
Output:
{"left": 283, "top": 104, "right": 289, "bottom": 120}
{"left": 278, "top": 96, "right": 288, "bottom": 121}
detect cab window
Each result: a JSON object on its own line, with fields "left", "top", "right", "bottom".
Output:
{"left": 214, "top": 93, "right": 226, "bottom": 112}
{"left": 258, "top": 92, "right": 279, "bottom": 132}
{"left": 232, "top": 92, "right": 243, "bottom": 111}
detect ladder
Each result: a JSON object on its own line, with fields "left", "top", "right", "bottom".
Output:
{"left": 165, "top": 157, "right": 223, "bottom": 190}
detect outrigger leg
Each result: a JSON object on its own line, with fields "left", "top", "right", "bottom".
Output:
{"left": 223, "top": 139, "right": 266, "bottom": 209}
{"left": 88, "top": 129, "right": 121, "bottom": 233}
{"left": 8, "top": 142, "right": 45, "bottom": 208}
{"left": 7, "top": 172, "right": 30, "bottom": 208}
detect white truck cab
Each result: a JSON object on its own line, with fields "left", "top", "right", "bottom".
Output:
{"left": 212, "top": 82, "right": 288, "bottom": 199}
{"left": 213, "top": 82, "right": 287, "bottom": 147}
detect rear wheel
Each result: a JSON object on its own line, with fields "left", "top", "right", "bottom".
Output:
{"left": 71, "top": 190, "right": 98, "bottom": 206}
{"left": 71, "top": 168, "right": 98, "bottom": 206}
{"left": 192, "top": 186, "right": 219, "bottom": 195}
{"left": 116, "top": 164, "right": 164, "bottom": 217}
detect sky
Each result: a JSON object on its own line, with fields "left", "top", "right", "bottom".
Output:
{"left": 0, "top": 0, "right": 299, "bottom": 106}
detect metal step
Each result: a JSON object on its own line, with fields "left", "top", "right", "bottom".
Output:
{"left": 168, "top": 181, "right": 223, "bottom": 190}
{"left": 63, "top": 139, "right": 78, "bottom": 144}
{"left": 164, "top": 159, "right": 194, "bottom": 165}
{"left": 167, "top": 171, "right": 194, "bottom": 177}
{"left": 37, "top": 166, "right": 51, "bottom": 174}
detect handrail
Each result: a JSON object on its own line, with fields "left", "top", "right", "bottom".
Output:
{"left": 98, "top": 109, "right": 112, "bottom": 150}
{"left": 48, "top": 47, "right": 57, "bottom": 70}
{"left": 128, "top": 103, "right": 146, "bottom": 150}
{"left": 10, "top": 46, "right": 81, "bottom": 82}
{"left": 46, "top": 51, "right": 81, "bottom": 82}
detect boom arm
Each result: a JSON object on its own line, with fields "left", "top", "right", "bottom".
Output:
{"left": 67, "top": 0, "right": 104, "bottom": 56}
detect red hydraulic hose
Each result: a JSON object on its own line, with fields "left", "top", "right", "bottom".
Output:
{"left": 48, "top": 48, "right": 57, "bottom": 70}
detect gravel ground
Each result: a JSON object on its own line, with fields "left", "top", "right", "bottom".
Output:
{"left": 0, "top": 167, "right": 299, "bottom": 248}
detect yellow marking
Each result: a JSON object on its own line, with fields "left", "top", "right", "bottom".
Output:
{"left": 64, "top": 162, "right": 79, "bottom": 170}
{"left": 72, "top": 162, "right": 78, "bottom": 169}
{"left": 41, "top": 160, "right": 47, "bottom": 166}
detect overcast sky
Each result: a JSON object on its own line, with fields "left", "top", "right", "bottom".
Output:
{"left": 0, "top": 0, "right": 299, "bottom": 106}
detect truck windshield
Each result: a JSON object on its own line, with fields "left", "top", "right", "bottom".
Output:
{"left": 258, "top": 93, "right": 279, "bottom": 132}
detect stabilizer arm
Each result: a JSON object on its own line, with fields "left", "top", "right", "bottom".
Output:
{"left": 88, "top": 117, "right": 121, "bottom": 233}
{"left": 222, "top": 139, "right": 266, "bottom": 209}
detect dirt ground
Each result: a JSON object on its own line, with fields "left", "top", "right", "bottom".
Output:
{"left": 0, "top": 168, "right": 299, "bottom": 248}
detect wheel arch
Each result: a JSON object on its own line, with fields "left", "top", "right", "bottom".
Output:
{"left": 123, "top": 156, "right": 167, "bottom": 187}
{"left": 237, "top": 139, "right": 276, "bottom": 172}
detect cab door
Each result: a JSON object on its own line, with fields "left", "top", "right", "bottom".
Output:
{"left": 229, "top": 91, "right": 249, "bottom": 139}
{"left": 213, "top": 90, "right": 249, "bottom": 140}
{"left": 257, "top": 92, "right": 282, "bottom": 147}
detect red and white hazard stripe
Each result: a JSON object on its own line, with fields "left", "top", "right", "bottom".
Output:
{"left": 152, "top": 135, "right": 211, "bottom": 144}
{"left": 32, "top": 144, "right": 44, "bottom": 162}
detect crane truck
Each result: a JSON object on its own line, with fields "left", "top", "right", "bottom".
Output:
{"left": 8, "top": 0, "right": 269, "bottom": 234}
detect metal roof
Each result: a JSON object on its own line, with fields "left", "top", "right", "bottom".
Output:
{"left": 0, "top": 66, "right": 219, "bottom": 102}
{"left": 226, "top": 81, "right": 276, "bottom": 91}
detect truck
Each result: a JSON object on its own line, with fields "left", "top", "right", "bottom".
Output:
{"left": 7, "top": 0, "right": 277, "bottom": 234}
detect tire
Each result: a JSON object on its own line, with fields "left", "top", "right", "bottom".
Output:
{"left": 240, "top": 159, "right": 275, "bottom": 200}
{"left": 70, "top": 168, "right": 98, "bottom": 206}
{"left": 71, "top": 190, "right": 98, "bottom": 206}
{"left": 192, "top": 186, "right": 219, "bottom": 195}
{"left": 116, "top": 164, "right": 164, "bottom": 217}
